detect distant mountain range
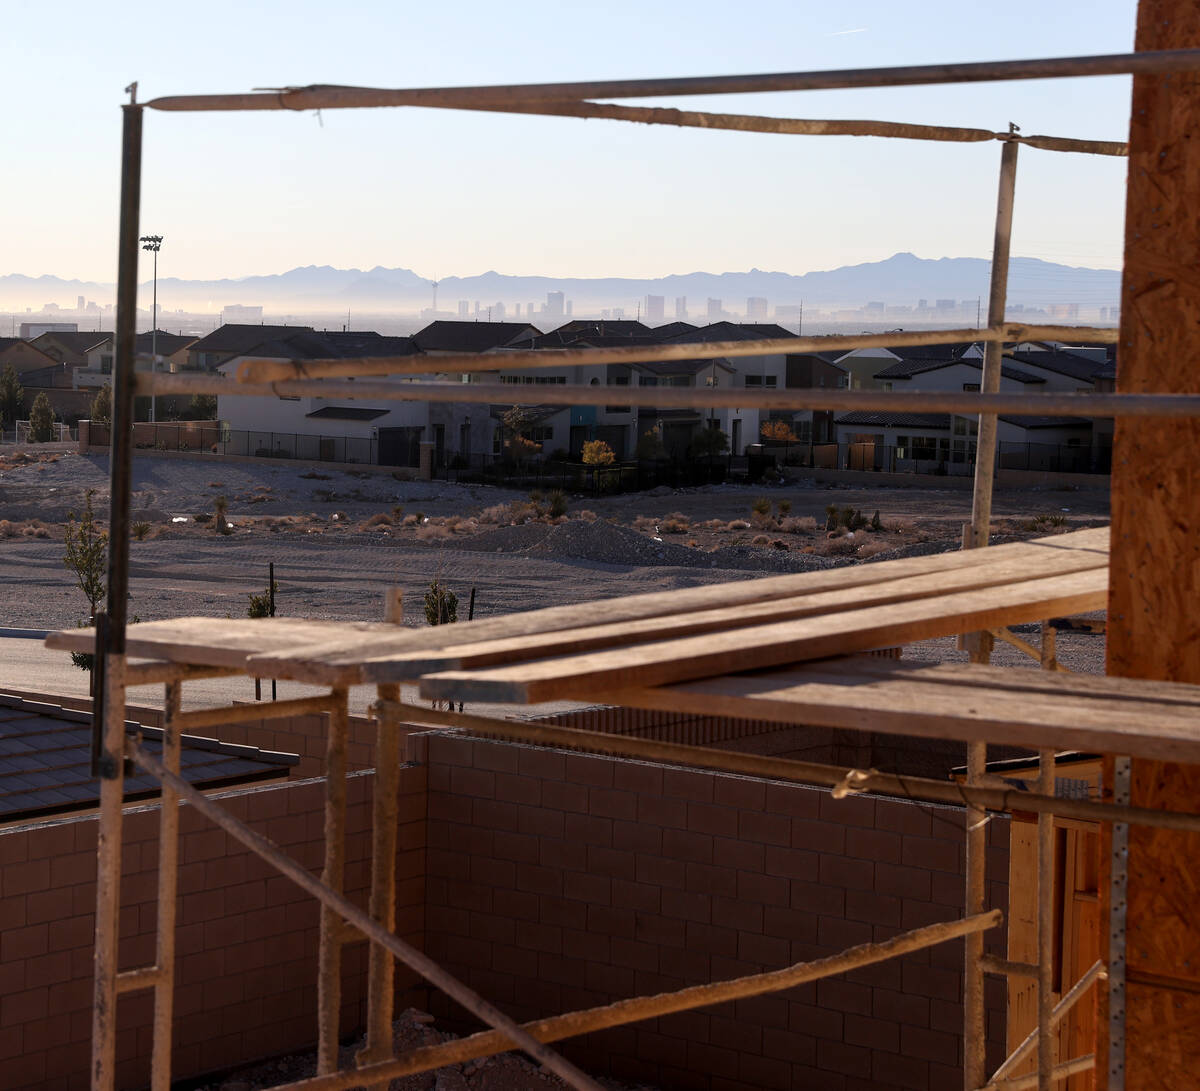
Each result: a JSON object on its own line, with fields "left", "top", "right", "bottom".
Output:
{"left": 0, "top": 252, "right": 1122, "bottom": 313}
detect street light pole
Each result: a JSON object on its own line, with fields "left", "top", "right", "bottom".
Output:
{"left": 139, "top": 235, "right": 162, "bottom": 424}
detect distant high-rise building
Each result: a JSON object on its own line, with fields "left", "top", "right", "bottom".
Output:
{"left": 935, "top": 299, "right": 956, "bottom": 311}
{"left": 864, "top": 301, "right": 885, "bottom": 313}
{"left": 706, "top": 298, "right": 722, "bottom": 319}
{"left": 514, "top": 303, "right": 521, "bottom": 317}
{"left": 529, "top": 301, "right": 537, "bottom": 318}
{"left": 917, "top": 299, "right": 928, "bottom": 310}
{"left": 746, "top": 297, "right": 768, "bottom": 320}
{"left": 675, "top": 296, "right": 688, "bottom": 320}
{"left": 221, "top": 304, "right": 263, "bottom": 324}
{"left": 458, "top": 300, "right": 470, "bottom": 317}
{"left": 546, "top": 290, "right": 565, "bottom": 317}
{"left": 566, "top": 300, "right": 573, "bottom": 316}
{"left": 644, "top": 295, "right": 665, "bottom": 322}
{"left": 493, "top": 302, "right": 507, "bottom": 321}
{"left": 76, "top": 296, "right": 85, "bottom": 311}
{"left": 19, "top": 321, "right": 76, "bottom": 338}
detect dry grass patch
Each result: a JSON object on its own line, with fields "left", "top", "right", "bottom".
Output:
{"left": 780, "top": 516, "right": 818, "bottom": 534}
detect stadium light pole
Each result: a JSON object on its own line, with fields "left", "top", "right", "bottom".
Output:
{"left": 139, "top": 235, "right": 162, "bottom": 423}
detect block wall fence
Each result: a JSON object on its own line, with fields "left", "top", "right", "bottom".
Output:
{"left": 0, "top": 727, "right": 1009, "bottom": 1091}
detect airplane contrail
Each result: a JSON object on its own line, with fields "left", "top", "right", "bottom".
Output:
{"left": 828, "top": 27, "right": 868, "bottom": 36}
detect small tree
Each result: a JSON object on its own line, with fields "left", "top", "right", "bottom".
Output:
{"left": 188, "top": 393, "right": 217, "bottom": 420}
{"left": 0, "top": 364, "right": 23, "bottom": 431}
{"left": 635, "top": 426, "right": 666, "bottom": 461}
{"left": 28, "top": 391, "right": 55, "bottom": 442}
{"left": 501, "top": 406, "right": 541, "bottom": 465}
{"left": 90, "top": 383, "right": 113, "bottom": 426}
{"left": 581, "top": 439, "right": 615, "bottom": 467}
{"left": 690, "top": 426, "right": 729, "bottom": 460}
{"left": 64, "top": 490, "right": 108, "bottom": 672}
{"left": 213, "top": 494, "right": 230, "bottom": 534}
{"left": 424, "top": 578, "right": 459, "bottom": 625}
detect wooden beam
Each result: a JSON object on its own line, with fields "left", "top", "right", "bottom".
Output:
{"left": 418, "top": 568, "right": 1107, "bottom": 704}
{"left": 1103, "top": 5, "right": 1200, "bottom": 1090}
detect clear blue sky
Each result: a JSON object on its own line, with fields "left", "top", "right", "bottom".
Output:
{"left": 6, "top": 0, "right": 1138, "bottom": 284}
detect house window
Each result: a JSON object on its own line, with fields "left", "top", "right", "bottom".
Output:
{"left": 100, "top": 355, "right": 113, "bottom": 374}
{"left": 881, "top": 381, "right": 893, "bottom": 392}
{"left": 963, "top": 383, "right": 980, "bottom": 392}
{"left": 745, "top": 375, "right": 778, "bottom": 388}
{"left": 896, "top": 435, "right": 909, "bottom": 459}
{"left": 606, "top": 375, "right": 630, "bottom": 414}
{"left": 705, "top": 375, "right": 720, "bottom": 387}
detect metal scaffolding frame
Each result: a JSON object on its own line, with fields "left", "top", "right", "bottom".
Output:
{"left": 81, "top": 46, "right": 1200, "bottom": 1091}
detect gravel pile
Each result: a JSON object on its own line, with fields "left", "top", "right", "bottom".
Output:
{"left": 453, "top": 523, "right": 554, "bottom": 553}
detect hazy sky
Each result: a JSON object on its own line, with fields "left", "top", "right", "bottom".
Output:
{"left": 6, "top": 0, "right": 1138, "bottom": 284}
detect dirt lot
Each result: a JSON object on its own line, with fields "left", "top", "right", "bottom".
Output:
{"left": 0, "top": 449, "right": 1109, "bottom": 641}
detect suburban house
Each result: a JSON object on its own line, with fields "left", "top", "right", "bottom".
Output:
{"left": 833, "top": 347, "right": 1103, "bottom": 473}
{"left": 0, "top": 338, "right": 61, "bottom": 384}
{"left": 73, "top": 331, "right": 197, "bottom": 391}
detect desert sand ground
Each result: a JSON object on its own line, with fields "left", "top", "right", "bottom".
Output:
{"left": 0, "top": 447, "right": 1109, "bottom": 674}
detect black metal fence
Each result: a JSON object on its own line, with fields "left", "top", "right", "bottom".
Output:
{"left": 434, "top": 452, "right": 737, "bottom": 495}
{"left": 80, "top": 424, "right": 1113, "bottom": 482}
{"left": 761, "top": 441, "right": 1112, "bottom": 477}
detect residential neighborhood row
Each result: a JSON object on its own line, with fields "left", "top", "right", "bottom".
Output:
{"left": 0, "top": 318, "right": 1117, "bottom": 477}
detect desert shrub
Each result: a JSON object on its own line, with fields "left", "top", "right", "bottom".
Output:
{"left": 247, "top": 579, "right": 278, "bottom": 618}
{"left": 401, "top": 514, "right": 419, "bottom": 527}
{"left": 193, "top": 512, "right": 213, "bottom": 524}
{"left": 856, "top": 539, "right": 892, "bottom": 559}
{"left": 780, "top": 516, "right": 818, "bottom": 534}
{"left": 870, "top": 510, "right": 883, "bottom": 532}
{"left": 777, "top": 499, "right": 792, "bottom": 517}
{"left": 0, "top": 520, "right": 13, "bottom": 538}
{"left": 818, "top": 535, "right": 860, "bottom": 556}
{"left": 424, "top": 579, "right": 458, "bottom": 625}
{"left": 770, "top": 539, "right": 789, "bottom": 551}
{"left": 889, "top": 517, "right": 917, "bottom": 535}
{"left": 415, "top": 524, "right": 452, "bottom": 541}
{"left": 547, "top": 489, "right": 568, "bottom": 518}
{"left": 581, "top": 439, "right": 615, "bottom": 467}
{"left": 825, "top": 504, "right": 840, "bottom": 531}
{"left": 660, "top": 512, "right": 690, "bottom": 534}
{"left": 726, "top": 519, "right": 751, "bottom": 531}
{"left": 363, "top": 512, "right": 392, "bottom": 528}
{"left": 131, "top": 521, "right": 150, "bottom": 541}
{"left": 751, "top": 497, "right": 771, "bottom": 517}
{"left": 476, "top": 504, "right": 507, "bottom": 524}
{"left": 507, "top": 500, "right": 538, "bottom": 525}
{"left": 691, "top": 428, "right": 728, "bottom": 459}
{"left": 697, "top": 518, "right": 727, "bottom": 531}
{"left": 577, "top": 510, "right": 598, "bottom": 522}
{"left": 23, "top": 524, "right": 50, "bottom": 538}
{"left": 632, "top": 515, "right": 657, "bottom": 533}
{"left": 752, "top": 534, "right": 769, "bottom": 546}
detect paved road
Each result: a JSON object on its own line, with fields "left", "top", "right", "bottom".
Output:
{"left": 0, "top": 637, "right": 583, "bottom": 721}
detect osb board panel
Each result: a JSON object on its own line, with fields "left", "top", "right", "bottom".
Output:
{"left": 1122, "top": 984, "right": 1200, "bottom": 1091}
{"left": 1125, "top": 761, "right": 1200, "bottom": 984}
{"left": 1104, "top": 2, "right": 1200, "bottom": 1087}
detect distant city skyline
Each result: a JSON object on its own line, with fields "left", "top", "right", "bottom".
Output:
{"left": 6, "top": 0, "right": 1138, "bottom": 286}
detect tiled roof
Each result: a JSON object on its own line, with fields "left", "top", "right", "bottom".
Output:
{"left": 548, "top": 320, "right": 651, "bottom": 339}
{"left": 188, "top": 324, "right": 315, "bottom": 354}
{"left": 665, "top": 322, "right": 798, "bottom": 345}
{"left": 648, "top": 322, "right": 697, "bottom": 339}
{"left": 528, "top": 332, "right": 659, "bottom": 350}
{"left": 1004, "top": 350, "right": 1105, "bottom": 383}
{"left": 133, "top": 331, "right": 197, "bottom": 356}
{"left": 0, "top": 694, "right": 298, "bottom": 823}
{"left": 874, "top": 358, "right": 1044, "bottom": 383}
{"left": 835, "top": 411, "right": 952, "bottom": 429}
{"left": 411, "top": 321, "right": 542, "bottom": 353}
{"left": 30, "top": 331, "right": 111, "bottom": 353}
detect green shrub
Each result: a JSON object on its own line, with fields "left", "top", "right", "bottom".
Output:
{"left": 548, "top": 489, "right": 568, "bottom": 518}
{"left": 131, "top": 521, "right": 150, "bottom": 541}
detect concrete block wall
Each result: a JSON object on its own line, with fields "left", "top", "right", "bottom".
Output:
{"left": 422, "top": 733, "right": 1009, "bottom": 1091}
{"left": 0, "top": 767, "right": 427, "bottom": 1091}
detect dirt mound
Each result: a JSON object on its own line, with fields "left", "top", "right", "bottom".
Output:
{"left": 454, "top": 522, "right": 554, "bottom": 553}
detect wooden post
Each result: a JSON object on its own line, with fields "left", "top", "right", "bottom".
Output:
{"left": 317, "top": 688, "right": 349, "bottom": 1074}
{"left": 1103, "top": 4, "right": 1200, "bottom": 1087}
